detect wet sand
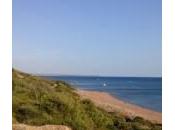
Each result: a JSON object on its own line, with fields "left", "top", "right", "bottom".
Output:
{"left": 76, "top": 90, "right": 162, "bottom": 123}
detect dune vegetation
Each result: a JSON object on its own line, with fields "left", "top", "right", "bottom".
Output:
{"left": 12, "top": 69, "right": 162, "bottom": 130}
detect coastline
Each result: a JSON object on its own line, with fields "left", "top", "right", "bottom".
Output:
{"left": 76, "top": 89, "right": 162, "bottom": 123}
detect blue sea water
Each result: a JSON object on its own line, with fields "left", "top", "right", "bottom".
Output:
{"left": 44, "top": 76, "right": 162, "bottom": 112}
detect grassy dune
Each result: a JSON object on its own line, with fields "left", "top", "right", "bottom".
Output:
{"left": 12, "top": 69, "right": 162, "bottom": 130}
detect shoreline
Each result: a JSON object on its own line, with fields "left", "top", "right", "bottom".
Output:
{"left": 76, "top": 89, "right": 162, "bottom": 123}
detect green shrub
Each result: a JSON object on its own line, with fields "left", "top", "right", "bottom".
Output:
{"left": 12, "top": 69, "right": 162, "bottom": 130}
{"left": 132, "top": 122, "right": 151, "bottom": 130}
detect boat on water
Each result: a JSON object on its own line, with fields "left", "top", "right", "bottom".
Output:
{"left": 103, "top": 83, "right": 107, "bottom": 86}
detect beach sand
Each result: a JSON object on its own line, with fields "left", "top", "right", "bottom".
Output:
{"left": 76, "top": 90, "right": 162, "bottom": 123}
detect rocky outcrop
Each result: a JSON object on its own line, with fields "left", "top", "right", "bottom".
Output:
{"left": 13, "top": 124, "right": 72, "bottom": 130}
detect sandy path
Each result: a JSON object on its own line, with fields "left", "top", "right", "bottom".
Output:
{"left": 76, "top": 90, "right": 162, "bottom": 123}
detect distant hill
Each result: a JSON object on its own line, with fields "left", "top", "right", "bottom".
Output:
{"left": 12, "top": 69, "right": 161, "bottom": 130}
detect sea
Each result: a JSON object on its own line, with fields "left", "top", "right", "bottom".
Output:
{"left": 44, "top": 76, "right": 162, "bottom": 112}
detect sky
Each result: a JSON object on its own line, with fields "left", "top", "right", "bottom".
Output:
{"left": 13, "top": 0, "right": 162, "bottom": 77}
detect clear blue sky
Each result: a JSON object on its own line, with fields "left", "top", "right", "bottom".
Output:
{"left": 13, "top": 0, "right": 162, "bottom": 77}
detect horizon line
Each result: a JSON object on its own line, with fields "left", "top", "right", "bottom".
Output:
{"left": 37, "top": 74, "right": 162, "bottom": 78}
{"left": 13, "top": 68, "right": 162, "bottom": 78}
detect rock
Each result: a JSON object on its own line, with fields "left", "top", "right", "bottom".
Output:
{"left": 13, "top": 124, "right": 72, "bottom": 130}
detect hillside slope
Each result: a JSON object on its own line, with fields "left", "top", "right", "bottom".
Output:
{"left": 12, "top": 69, "right": 161, "bottom": 130}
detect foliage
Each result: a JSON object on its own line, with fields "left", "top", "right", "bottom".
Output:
{"left": 12, "top": 69, "right": 162, "bottom": 130}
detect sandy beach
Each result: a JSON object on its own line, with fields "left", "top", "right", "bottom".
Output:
{"left": 76, "top": 90, "right": 162, "bottom": 123}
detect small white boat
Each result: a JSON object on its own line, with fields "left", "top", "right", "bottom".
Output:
{"left": 103, "top": 83, "right": 107, "bottom": 86}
